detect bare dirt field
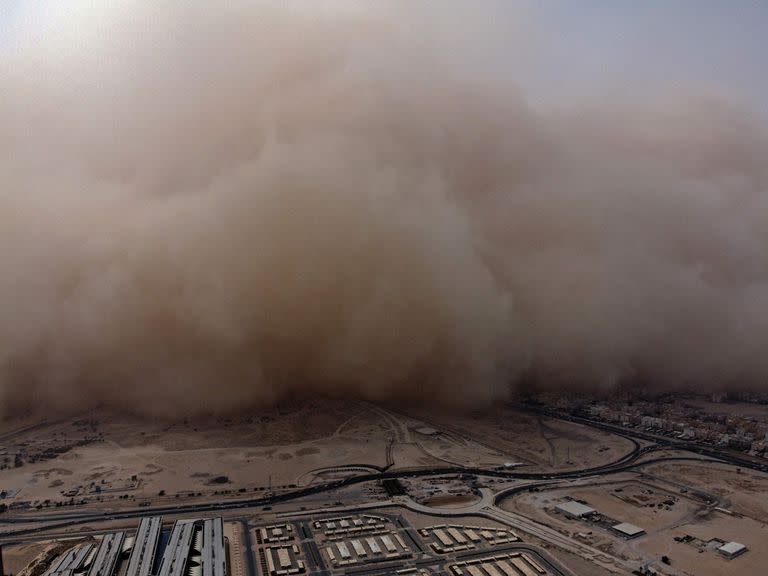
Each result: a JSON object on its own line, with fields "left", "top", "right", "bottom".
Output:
{"left": 0, "top": 400, "right": 402, "bottom": 510}
{"left": 500, "top": 463, "right": 768, "bottom": 576}
{"left": 2, "top": 400, "right": 520, "bottom": 511}
{"left": 642, "top": 461, "right": 768, "bottom": 522}
{"left": 2, "top": 541, "right": 54, "bottom": 576}
{"left": 503, "top": 477, "right": 702, "bottom": 533}
{"left": 637, "top": 513, "right": 768, "bottom": 576}
{"left": 408, "top": 406, "right": 636, "bottom": 471}
{"left": 547, "top": 548, "right": 626, "bottom": 576}
{"left": 2, "top": 400, "right": 639, "bottom": 514}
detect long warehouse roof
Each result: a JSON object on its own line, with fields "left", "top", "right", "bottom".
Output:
{"left": 158, "top": 521, "right": 196, "bottom": 576}
{"left": 126, "top": 516, "right": 163, "bottom": 576}
{"left": 46, "top": 544, "right": 94, "bottom": 576}
{"left": 201, "top": 518, "right": 226, "bottom": 576}
{"left": 87, "top": 533, "right": 126, "bottom": 576}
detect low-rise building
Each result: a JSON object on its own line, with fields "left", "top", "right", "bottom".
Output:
{"left": 611, "top": 523, "right": 645, "bottom": 539}
{"left": 717, "top": 541, "right": 747, "bottom": 559}
{"left": 555, "top": 501, "right": 595, "bottom": 519}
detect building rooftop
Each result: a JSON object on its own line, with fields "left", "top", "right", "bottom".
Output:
{"left": 718, "top": 541, "right": 747, "bottom": 556}
{"left": 611, "top": 523, "right": 645, "bottom": 537}
{"left": 555, "top": 501, "right": 596, "bottom": 517}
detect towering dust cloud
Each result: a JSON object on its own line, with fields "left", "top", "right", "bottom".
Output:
{"left": 1, "top": 2, "right": 767, "bottom": 417}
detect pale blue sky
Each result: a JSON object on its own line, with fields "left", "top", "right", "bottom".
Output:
{"left": 1, "top": 1, "right": 766, "bottom": 115}
{"left": 525, "top": 0, "right": 767, "bottom": 114}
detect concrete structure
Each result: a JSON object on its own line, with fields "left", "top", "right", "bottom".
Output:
{"left": 449, "top": 553, "right": 550, "bottom": 576}
{"left": 366, "top": 537, "right": 381, "bottom": 555}
{"left": 158, "top": 521, "right": 196, "bottom": 576}
{"left": 381, "top": 535, "right": 397, "bottom": 553}
{"left": 201, "top": 518, "right": 226, "bottom": 576}
{"left": 554, "top": 501, "right": 596, "bottom": 518}
{"left": 323, "top": 532, "right": 411, "bottom": 568}
{"left": 421, "top": 524, "right": 517, "bottom": 553}
{"left": 87, "top": 533, "right": 126, "bottom": 576}
{"left": 465, "top": 530, "right": 481, "bottom": 543}
{"left": 435, "top": 529, "right": 452, "bottom": 547}
{"left": 447, "top": 528, "right": 466, "bottom": 545}
{"left": 350, "top": 540, "right": 365, "bottom": 557}
{"left": 313, "top": 515, "right": 386, "bottom": 537}
{"left": 155, "top": 517, "right": 226, "bottom": 576}
{"left": 258, "top": 525, "right": 294, "bottom": 544}
{"left": 126, "top": 517, "right": 162, "bottom": 576}
{"left": 611, "top": 523, "right": 645, "bottom": 539}
{"left": 46, "top": 544, "right": 94, "bottom": 576}
{"left": 717, "top": 541, "right": 747, "bottom": 559}
{"left": 264, "top": 545, "right": 304, "bottom": 576}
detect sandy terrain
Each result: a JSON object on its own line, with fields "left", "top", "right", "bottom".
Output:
{"left": 1, "top": 433, "right": 392, "bottom": 507}
{"left": 637, "top": 513, "right": 768, "bottom": 576}
{"left": 0, "top": 401, "right": 641, "bottom": 516}
{"left": 0, "top": 401, "right": 403, "bottom": 509}
{"left": 408, "top": 406, "right": 636, "bottom": 471}
{"left": 504, "top": 478, "right": 702, "bottom": 534}
{"left": 500, "top": 463, "right": 768, "bottom": 576}
{"left": 642, "top": 461, "right": 768, "bottom": 522}
{"left": 548, "top": 548, "right": 627, "bottom": 576}
{"left": 4, "top": 401, "right": 636, "bottom": 512}
{"left": 2, "top": 541, "right": 54, "bottom": 576}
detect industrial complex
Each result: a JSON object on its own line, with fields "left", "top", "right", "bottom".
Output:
{"left": 35, "top": 518, "right": 227, "bottom": 576}
{"left": 21, "top": 512, "right": 565, "bottom": 576}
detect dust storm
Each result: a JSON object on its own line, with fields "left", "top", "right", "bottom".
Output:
{"left": 1, "top": 2, "right": 767, "bottom": 417}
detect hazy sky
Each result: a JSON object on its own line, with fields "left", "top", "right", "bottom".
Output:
{"left": 1, "top": 1, "right": 768, "bottom": 416}
{"left": 526, "top": 1, "right": 767, "bottom": 115}
{"left": 1, "top": 1, "right": 766, "bottom": 116}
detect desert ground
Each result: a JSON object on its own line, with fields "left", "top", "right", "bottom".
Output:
{"left": 4, "top": 401, "right": 767, "bottom": 575}
{"left": 0, "top": 401, "right": 636, "bottom": 516}
{"left": 407, "top": 406, "right": 636, "bottom": 470}
{"left": 500, "top": 461, "right": 768, "bottom": 576}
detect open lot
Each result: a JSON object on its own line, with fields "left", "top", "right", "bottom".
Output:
{"left": 0, "top": 402, "right": 643, "bottom": 517}
{"left": 509, "top": 478, "right": 701, "bottom": 532}
{"left": 408, "top": 406, "right": 636, "bottom": 471}
{"left": 637, "top": 513, "right": 768, "bottom": 576}
{"left": 641, "top": 460, "right": 768, "bottom": 522}
{"left": 500, "top": 462, "right": 768, "bottom": 576}
{"left": 0, "top": 401, "right": 406, "bottom": 510}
